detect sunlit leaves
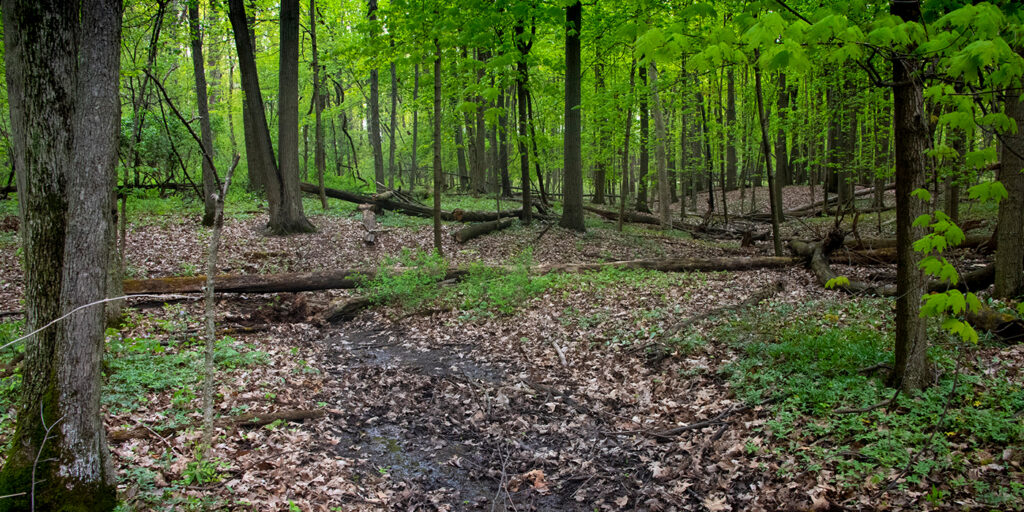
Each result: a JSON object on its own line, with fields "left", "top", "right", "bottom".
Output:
{"left": 825, "top": 276, "right": 850, "bottom": 290}
{"left": 967, "top": 181, "right": 1008, "bottom": 205}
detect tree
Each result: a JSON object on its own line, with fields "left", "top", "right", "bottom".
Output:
{"left": 188, "top": 0, "right": 218, "bottom": 227}
{"left": 995, "top": 77, "right": 1024, "bottom": 298}
{"left": 312, "top": 0, "right": 328, "bottom": 210}
{"left": 648, "top": 61, "right": 672, "bottom": 230}
{"left": 227, "top": 0, "right": 314, "bottom": 234}
{"left": 560, "top": 0, "right": 585, "bottom": 232}
{"left": 515, "top": 16, "right": 533, "bottom": 225}
{"left": 367, "top": 0, "right": 385, "bottom": 193}
{"left": 433, "top": 38, "right": 443, "bottom": 254}
{"left": 889, "top": 0, "right": 932, "bottom": 391}
{"left": 0, "top": 0, "right": 121, "bottom": 509}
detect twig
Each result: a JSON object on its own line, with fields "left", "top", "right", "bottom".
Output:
{"left": 132, "top": 420, "right": 185, "bottom": 458}
{"left": 551, "top": 341, "right": 567, "bottom": 367}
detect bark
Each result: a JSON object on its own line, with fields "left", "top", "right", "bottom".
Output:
{"left": 275, "top": 0, "right": 315, "bottom": 234}
{"left": 228, "top": 0, "right": 313, "bottom": 234}
{"left": 753, "top": 56, "right": 784, "bottom": 256}
{"left": 559, "top": 1, "right": 585, "bottom": 232}
{"left": 454, "top": 218, "right": 515, "bottom": 243}
{"left": 455, "top": 122, "right": 469, "bottom": 188}
{"left": 311, "top": 0, "right": 327, "bottom": 210}
{"left": 367, "top": 0, "right": 385, "bottom": 192}
{"left": 188, "top": 1, "right": 218, "bottom": 226}
{"left": 890, "top": 0, "right": 933, "bottom": 391}
{"left": 472, "top": 50, "right": 489, "bottom": 194}
{"left": 124, "top": 256, "right": 801, "bottom": 296}
{"left": 775, "top": 72, "right": 789, "bottom": 190}
{"left": 592, "top": 50, "right": 606, "bottom": 205}
{"left": 994, "top": 80, "right": 1024, "bottom": 299}
{"left": 648, "top": 62, "right": 672, "bottom": 230}
{"left": 410, "top": 64, "right": 420, "bottom": 193}
{"left": 726, "top": 68, "right": 737, "bottom": 190}
{"left": 515, "top": 18, "right": 533, "bottom": 225}
{"left": 388, "top": 41, "right": 398, "bottom": 190}
{"left": 0, "top": 0, "right": 120, "bottom": 508}
{"left": 636, "top": 64, "right": 651, "bottom": 213}
{"left": 618, "top": 60, "right": 636, "bottom": 232}
{"left": 433, "top": 39, "right": 443, "bottom": 254}
{"left": 499, "top": 89, "right": 512, "bottom": 197}
{"left": 300, "top": 182, "right": 527, "bottom": 221}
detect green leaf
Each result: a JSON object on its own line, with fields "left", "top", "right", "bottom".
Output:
{"left": 825, "top": 276, "right": 850, "bottom": 290}
{"left": 913, "top": 214, "right": 933, "bottom": 228}
{"left": 911, "top": 188, "right": 932, "bottom": 202}
{"left": 967, "top": 181, "right": 1008, "bottom": 204}
{"left": 966, "top": 293, "right": 982, "bottom": 314}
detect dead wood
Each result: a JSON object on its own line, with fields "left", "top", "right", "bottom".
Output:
{"left": 108, "top": 409, "right": 325, "bottom": 442}
{"left": 965, "top": 307, "right": 1024, "bottom": 343}
{"left": 321, "top": 296, "right": 374, "bottom": 323}
{"left": 123, "top": 257, "right": 801, "bottom": 295}
{"left": 301, "top": 182, "right": 527, "bottom": 222}
{"left": 359, "top": 204, "right": 377, "bottom": 245}
{"left": 846, "top": 233, "right": 995, "bottom": 254}
{"left": 453, "top": 218, "right": 515, "bottom": 243}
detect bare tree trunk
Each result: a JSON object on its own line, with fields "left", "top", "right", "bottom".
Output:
{"left": 516, "top": 18, "right": 533, "bottom": 224}
{"left": 411, "top": 63, "right": 419, "bottom": 193}
{"left": 0, "top": 1, "right": 120, "bottom": 508}
{"left": 311, "top": 0, "right": 327, "bottom": 209}
{"left": 188, "top": 1, "right": 218, "bottom": 226}
{"left": 995, "top": 76, "right": 1024, "bottom": 298}
{"left": 636, "top": 64, "right": 651, "bottom": 213}
{"left": 433, "top": 39, "right": 444, "bottom": 254}
{"left": 754, "top": 54, "right": 783, "bottom": 256}
{"left": 559, "top": 1, "right": 585, "bottom": 231}
{"left": 648, "top": 62, "right": 671, "bottom": 230}
{"left": 388, "top": 39, "right": 398, "bottom": 190}
{"left": 889, "top": 0, "right": 932, "bottom": 392}
{"left": 367, "top": 0, "right": 384, "bottom": 192}
{"left": 275, "top": 0, "right": 315, "bottom": 233}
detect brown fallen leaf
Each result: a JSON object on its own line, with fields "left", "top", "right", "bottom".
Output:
{"left": 522, "top": 468, "right": 550, "bottom": 495}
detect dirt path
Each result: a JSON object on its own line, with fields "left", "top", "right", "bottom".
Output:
{"left": 314, "top": 324, "right": 775, "bottom": 511}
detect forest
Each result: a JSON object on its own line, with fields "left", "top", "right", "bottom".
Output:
{"left": 0, "top": 0, "right": 1022, "bottom": 510}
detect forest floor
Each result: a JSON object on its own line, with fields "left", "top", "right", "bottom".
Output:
{"left": 0, "top": 185, "right": 1022, "bottom": 511}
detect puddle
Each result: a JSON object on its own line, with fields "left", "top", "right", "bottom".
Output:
{"left": 330, "top": 330, "right": 505, "bottom": 384}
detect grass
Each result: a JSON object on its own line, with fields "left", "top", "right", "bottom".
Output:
{"left": 718, "top": 298, "right": 1024, "bottom": 507}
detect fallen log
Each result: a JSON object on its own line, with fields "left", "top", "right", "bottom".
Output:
{"left": 320, "top": 296, "right": 374, "bottom": 323}
{"left": 123, "top": 257, "right": 802, "bottom": 295}
{"left": 108, "top": 409, "right": 324, "bottom": 442}
{"left": 301, "top": 182, "right": 527, "bottom": 222}
{"left": 846, "top": 233, "right": 995, "bottom": 254}
{"left": 583, "top": 205, "right": 765, "bottom": 241}
{"left": 454, "top": 218, "right": 516, "bottom": 243}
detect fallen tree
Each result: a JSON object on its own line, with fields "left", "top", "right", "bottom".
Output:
{"left": 454, "top": 218, "right": 516, "bottom": 243}
{"left": 583, "top": 205, "right": 769, "bottom": 241}
{"left": 300, "top": 182, "right": 531, "bottom": 222}
{"left": 123, "top": 256, "right": 802, "bottom": 295}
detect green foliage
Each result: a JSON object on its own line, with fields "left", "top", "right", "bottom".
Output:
{"left": 362, "top": 249, "right": 448, "bottom": 310}
{"left": 723, "top": 299, "right": 1024, "bottom": 493}
{"left": 825, "top": 276, "right": 850, "bottom": 289}
{"left": 179, "top": 445, "right": 228, "bottom": 486}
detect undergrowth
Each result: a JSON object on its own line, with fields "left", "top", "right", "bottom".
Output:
{"left": 720, "top": 298, "right": 1024, "bottom": 507}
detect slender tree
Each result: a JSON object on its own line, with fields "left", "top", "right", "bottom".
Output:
{"left": 367, "top": 0, "right": 385, "bottom": 192}
{"left": 188, "top": 0, "right": 218, "bottom": 226}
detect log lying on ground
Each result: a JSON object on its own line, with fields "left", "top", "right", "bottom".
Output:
{"left": 745, "top": 183, "right": 897, "bottom": 221}
{"left": 108, "top": 409, "right": 325, "bottom": 442}
{"left": 846, "top": 233, "right": 995, "bottom": 254}
{"left": 454, "top": 218, "right": 516, "bottom": 243}
{"left": 583, "top": 205, "right": 768, "bottom": 241}
{"left": 320, "top": 296, "right": 375, "bottom": 323}
{"left": 789, "top": 240, "right": 996, "bottom": 296}
{"left": 123, "top": 257, "right": 802, "bottom": 295}
{"left": 301, "top": 182, "right": 527, "bottom": 222}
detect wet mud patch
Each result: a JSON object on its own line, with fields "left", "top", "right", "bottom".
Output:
{"left": 319, "top": 329, "right": 590, "bottom": 510}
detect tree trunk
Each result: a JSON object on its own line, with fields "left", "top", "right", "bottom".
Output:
{"left": 228, "top": 0, "right": 313, "bottom": 234}
{"left": 753, "top": 55, "right": 784, "bottom": 256}
{"left": 618, "top": 60, "right": 636, "bottom": 232}
{"left": 0, "top": 1, "right": 120, "bottom": 508}
{"left": 472, "top": 49, "right": 489, "bottom": 195}
{"left": 188, "top": 1, "right": 218, "bottom": 226}
{"left": 275, "top": 0, "right": 315, "bottom": 233}
{"left": 592, "top": 50, "right": 606, "bottom": 205}
{"left": 433, "top": 39, "right": 443, "bottom": 254}
{"left": 559, "top": 1, "right": 585, "bottom": 232}
{"left": 311, "top": 0, "right": 327, "bottom": 209}
{"left": 995, "top": 77, "right": 1024, "bottom": 298}
{"left": 527, "top": 89, "right": 549, "bottom": 205}
{"left": 636, "top": 64, "right": 651, "bottom": 213}
{"left": 516, "top": 18, "right": 533, "bottom": 225}
{"left": 649, "top": 62, "right": 671, "bottom": 230}
{"left": 367, "top": 1, "right": 385, "bottom": 192}
{"left": 889, "top": 0, "right": 932, "bottom": 392}
{"left": 388, "top": 43, "right": 398, "bottom": 190}
{"left": 726, "top": 68, "right": 737, "bottom": 191}
{"left": 499, "top": 89, "right": 512, "bottom": 197}
{"left": 410, "top": 63, "right": 420, "bottom": 193}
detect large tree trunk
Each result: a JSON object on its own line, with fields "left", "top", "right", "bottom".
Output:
{"left": 410, "top": 63, "right": 420, "bottom": 193}
{"left": 559, "top": 1, "right": 585, "bottom": 232}
{"left": 649, "top": 62, "right": 672, "bottom": 230}
{"left": 275, "top": 0, "right": 315, "bottom": 233}
{"left": 188, "top": 1, "right": 218, "bottom": 226}
{"left": 367, "top": 0, "right": 385, "bottom": 192}
{"left": 0, "top": 0, "right": 120, "bottom": 509}
{"left": 228, "top": 0, "right": 313, "bottom": 234}
{"left": 889, "top": 0, "right": 932, "bottom": 392}
{"left": 995, "top": 77, "right": 1024, "bottom": 298}
{"left": 499, "top": 89, "right": 512, "bottom": 197}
